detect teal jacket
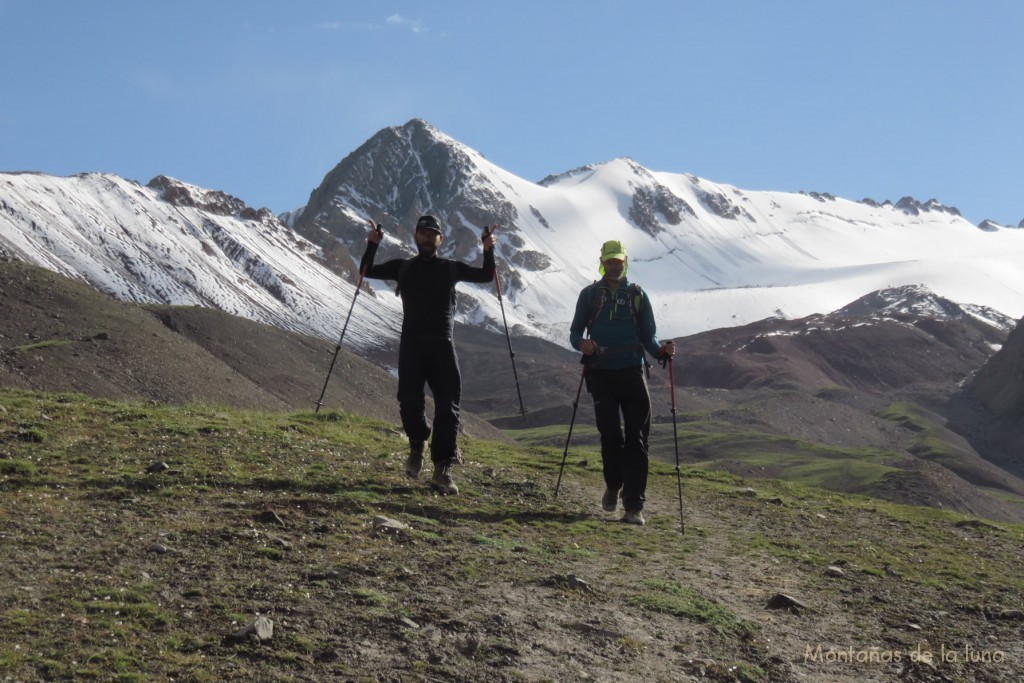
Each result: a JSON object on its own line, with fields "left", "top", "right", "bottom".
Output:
{"left": 569, "top": 278, "right": 662, "bottom": 370}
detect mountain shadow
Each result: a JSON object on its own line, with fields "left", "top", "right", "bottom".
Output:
{"left": 0, "top": 258, "right": 505, "bottom": 442}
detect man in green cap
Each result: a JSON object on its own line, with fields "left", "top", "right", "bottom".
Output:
{"left": 569, "top": 239, "right": 675, "bottom": 526}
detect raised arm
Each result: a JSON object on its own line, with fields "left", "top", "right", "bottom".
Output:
{"left": 359, "top": 220, "right": 402, "bottom": 280}
{"left": 453, "top": 225, "right": 497, "bottom": 283}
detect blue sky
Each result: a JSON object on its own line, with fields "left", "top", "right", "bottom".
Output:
{"left": 2, "top": 1, "right": 1022, "bottom": 225}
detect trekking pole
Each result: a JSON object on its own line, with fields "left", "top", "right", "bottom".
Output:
{"left": 661, "top": 350, "right": 685, "bottom": 534}
{"left": 314, "top": 218, "right": 383, "bottom": 413}
{"left": 483, "top": 225, "right": 527, "bottom": 417}
{"left": 553, "top": 360, "right": 587, "bottom": 499}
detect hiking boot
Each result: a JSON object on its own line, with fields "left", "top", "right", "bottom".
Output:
{"left": 622, "top": 510, "right": 646, "bottom": 526}
{"left": 405, "top": 440, "right": 425, "bottom": 479}
{"left": 601, "top": 487, "right": 620, "bottom": 512}
{"left": 429, "top": 463, "right": 459, "bottom": 495}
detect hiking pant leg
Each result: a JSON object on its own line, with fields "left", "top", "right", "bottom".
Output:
{"left": 619, "top": 367, "right": 652, "bottom": 513}
{"left": 425, "top": 339, "right": 462, "bottom": 465}
{"left": 397, "top": 341, "right": 431, "bottom": 443}
{"left": 588, "top": 370, "right": 626, "bottom": 492}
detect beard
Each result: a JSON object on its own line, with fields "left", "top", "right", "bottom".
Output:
{"left": 416, "top": 242, "right": 438, "bottom": 257}
{"left": 603, "top": 266, "right": 625, "bottom": 282}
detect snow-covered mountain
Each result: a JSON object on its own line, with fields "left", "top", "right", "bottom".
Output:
{"left": 2, "top": 119, "right": 1024, "bottom": 356}
{"left": 0, "top": 172, "right": 402, "bottom": 353}
{"left": 288, "top": 119, "right": 1024, "bottom": 339}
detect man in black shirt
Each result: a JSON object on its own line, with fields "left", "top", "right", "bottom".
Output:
{"left": 359, "top": 215, "right": 496, "bottom": 495}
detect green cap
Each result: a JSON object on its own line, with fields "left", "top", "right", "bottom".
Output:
{"left": 600, "top": 240, "right": 627, "bottom": 262}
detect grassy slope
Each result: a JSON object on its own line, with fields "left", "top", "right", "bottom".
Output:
{"left": 1, "top": 388, "right": 1023, "bottom": 682}
{"left": 510, "top": 404, "right": 1024, "bottom": 521}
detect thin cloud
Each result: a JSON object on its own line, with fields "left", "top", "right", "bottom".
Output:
{"left": 386, "top": 14, "right": 427, "bottom": 34}
{"left": 315, "top": 21, "right": 380, "bottom": 31}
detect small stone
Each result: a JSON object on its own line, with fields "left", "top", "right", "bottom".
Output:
{"left": 461, "top": 636, "right": 481, "bottom": 656}
{"left": 372, "top": 516, "right": 410, "bottom": 534}
{"left": 146, "top": 461, "right": 170, "bottom": 473}
{"left": 312, "top": 567, "right": 351, "bottom": 582}
{"left": 765, "top": 593, "right": 807, "bottom": 613}
{"left": 825, "top": 566, "right": 845, "bottom": 577}
{"left": 227, "top": 615, "right": 274, "bottom": 643}
{"left": 567, "top": 574, "right": 593, "bottom": 593}
{"left": 398, "top": 616, "right": 420, "bottom": 629}
{"left": 256, "top": 509, "right": 286, "bottom": 526}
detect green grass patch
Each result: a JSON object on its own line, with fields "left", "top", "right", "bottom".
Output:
{"left": 9, "top": 339, "right": 74, "bottom": 353}
{"left": 631, "top": 578, "right": 756, "bottom": 637}
{"left": 0, "top": 459, "right": 36, "bottom": 475}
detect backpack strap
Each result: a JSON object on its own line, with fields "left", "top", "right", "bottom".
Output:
{"left": 628, "top": 283, "right": 644, "bottom": 322}
{"left": 587, "top": 281, "right": 644, "bottom": 332}
{"left": 586, "top": 281, "right": 606, "bottom": 332}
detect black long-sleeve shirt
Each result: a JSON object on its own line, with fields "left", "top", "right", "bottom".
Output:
{"left": 359, "top": 242, "right": 495, "bottom": 340}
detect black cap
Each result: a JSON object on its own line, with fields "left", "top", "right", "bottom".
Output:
{"left": 415, "top": 215, "right": 442, "bottom": 234}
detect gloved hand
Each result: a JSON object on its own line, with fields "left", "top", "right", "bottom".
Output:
{"left": 482, "top": 225, "right": 497, "bottom": 251}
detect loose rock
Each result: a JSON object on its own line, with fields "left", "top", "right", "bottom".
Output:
{"left": 256, "top": 509, "right": 286, "bottom": 526}
{"left": 227, "top": 615, "right": 274, "bottom": 643}
{"left": 567, "top": 574, "right": 593, "bottom": 593}
{"left": 765, "top": 593, "right": 808, "bottom": 613}
{"left": 372, "top": 516, "right": 410, "bottom": 534}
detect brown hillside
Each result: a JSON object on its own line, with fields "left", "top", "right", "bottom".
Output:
{"left": 0, "top": 259, "right": 505, "bottom": 442}
{"left": 4, "top": 257, "right": 1022, "bottom": 522}
{"left": 950, "top": 316, "right": 1024, "bottom": 479}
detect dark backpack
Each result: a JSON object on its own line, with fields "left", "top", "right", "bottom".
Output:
{"left": 586, "top": 281, "right": 645, "bottom": 332}
{"left": 586, "top": 281, "right": 651, "bottom": 372}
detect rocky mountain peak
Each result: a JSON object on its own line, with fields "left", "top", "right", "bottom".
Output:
{"left": 893, "top": 196, "right": 961, "bottom": 217}
{"left": 290, "top": 118, "right": 532, "bottom": 276}
{"left": 838, "top": 285, "right": 962, "bottom": 318}
{"left": 148, "top": 175, "right": 273, "bottom": 223}
{"left": 291, "top": 119, "right": 520, "bottom": 265}
{"left": 858, "top": 196, "right": 962, "bottom": 218}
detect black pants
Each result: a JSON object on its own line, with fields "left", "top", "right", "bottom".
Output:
{"left": 397, "top": 337, "right": 462, "bottom": 466}
{"left": 586, "top": 366, "right": 651, "bottom": 512}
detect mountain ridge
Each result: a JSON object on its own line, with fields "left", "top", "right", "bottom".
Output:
{"left": 3, "top": 119, "right": 1024, "bottom": 353}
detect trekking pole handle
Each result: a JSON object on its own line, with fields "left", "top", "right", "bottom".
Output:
{"left": 367, "top": 217, "right": 384, "bottom": 240}
{"left": 658, "top": 339, "right": 676, "bottom": 368}
{"left": 481, "top": 224, "right": 497, "bottom": 250}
